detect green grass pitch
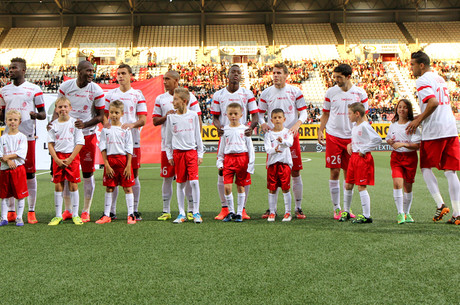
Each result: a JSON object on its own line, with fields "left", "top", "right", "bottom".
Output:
{"left": 1, "top": 151, "right": 459, "bottom": 304}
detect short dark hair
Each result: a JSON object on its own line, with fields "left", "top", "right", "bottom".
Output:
{"left": 333, "top": 64, "right": 352, "bottom": 77}
{"left": 11, "top": 57, "right": 26, "bottom": 69}
{"left": 274, "top": 63, "right": 289, "bottom": 74}
{"left": 348, "top": 102, "right": 365, "bottom": 116}
{"left": 77, "top": 60, "right": 92, "bottom": 72}
{"left": 393, "top": 99, "right": 414, "bottom": 122}
{"left": 271, "top": 108, "right": 285, "bottom": 117}
{"left": 227, "top": 102, "right": 242, "bottom": 111}
{"left": 118, "top": 63, "right": 132, "bottom": 74}
{"left": 411, "top": 51, "right": 430, "bottom": 66}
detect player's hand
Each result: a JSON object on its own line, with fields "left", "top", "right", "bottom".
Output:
{"left": 260, "top": 123, "right": 270, "bottom": 132}
{"left": 103, "top": 121, "right": 111, "bottom": 129}
{"left": 406, "top": 118, "right": 421, "bottom": 134}
{"left": 46, "top": 121, "right": 52, "bottom": 131}
{"left": 105, "top": 165, "right": 114, "bottom": 178}
{"left": 392, "top": 142, "right": 405, "bottom": 150}
{"left": 216, "top": 126, "right": 224, "bottom": 137}
{"left": 123, "top": 166, "right": 132, "bottom": 179}
{"left": 62, "top": 158, "right": 73, "bottom": 165}
{"left": 198, "top": 158, "right": 203, "bottom": 166}
{"left": 244, "top": 128, "right": 253, "bottom": 137}
{"left": 318, "top": 130, "right": 326, "bottom": 146}
{"left": 275, "top": 144, "right": 281, "bottom": 153}
{"left": 289, "top": 122, "right": 301, "bottom": 137}
{"left": 168, "top": 159, "right": 174, "bottom": 166}
{"left": 386, "top": 139, "right": 395, "bottom": 145}
{"left": 347, "top": 143, "right": 352, "bottom": 155}
{"left": 75, "top": 119, "right": 85, "bottom": 129}
{"left": 29, "top": 111, "right": 38, "bottom": 120}
{"left": 122, "top": 123, "right": 134, "bottom": 130}
{"left": 166, "top": 110, "right": 175, "bottom": 116}
{"left": 7, "top": 159, "right": 16, "bottom": 169}
{"left": 55, "top": 159, "right": 67, "bottom": 168}
{"left": 359, "top": 152, "right": 365, "bottom": 158}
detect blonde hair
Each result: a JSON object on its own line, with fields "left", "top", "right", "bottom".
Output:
{"left": 109, "top": 100, "right": 124, "bottom": 112}
{"left": 55, "top": 96, "right": 71, "bottom": 107}
{"left": 5, "top": 109, "right": 21, "bottom": 119}
{"left": 174, "top": 87, "right": 190, "bottom": 102}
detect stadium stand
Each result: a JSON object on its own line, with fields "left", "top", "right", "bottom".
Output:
{"left": 138, "top": 25, "right": 199, "bottom": 47}
{"left": 206, "top": 25, "right": 269, "bottom": 46}
{"left": 338, "top": 23, "right": 408, "bottom": 44}
{"left": 68, "top": 26, "right": 132, "bottom": 47}
{"left": 273, "top": 24, "right": 309, "bottom": 45}
{"left": 403, "top": 22, "right": 460, "bottom": 43}
{"left": 303, "top": 24, "right": 338, "bottom": 45}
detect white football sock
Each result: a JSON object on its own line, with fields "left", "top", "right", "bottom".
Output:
{"left": 393, "top": 188, "right": 404, "bottom": 214}
{"left": 27, "top": 177, "right": 37, "bottom": 211}
{"left": 189, "top": 180, "right": 200, "bottom": 214}
{"left": 283, "top": 192, "right": 292, "bottom": 214}
{"left": 70, "top": 190, "right": 80, "bottom": 217}
{"left": 292, "top": 175, "right": 303, "bottom": 210}
{"left": 359, "top": 190, "right": 371, "bottom": 218}
{"left": 225, "top": 194, "right": 234, "bottom": 214}
{"left": 17, "top": 199, "right": 25, "bottom": 220}
{"left": 217, "top": 175, "right": 226, "bottom": 207}
{"left": 343, "top": 189, "right": 353, "bottom": 212}
{"left": 54, "top": 191, "right": 63, "bottom": 218}
{"left": 83, "top": 176, "right": 95, "bottom": 213}
{"left": 445, "top": 170, "right": 460, "bottom": 217}
{"left": 329, "top": 179, "right": 340, "bottom": 210}
{"left": 104, "top": 192, "right": 112, "bottom": 217}
{"left": 237, "top": 193, "right": 245, "bottom": 216}
{"left": 162, "top": 177, "right": 173, "bottom": 213}
{"left": 176, "top": 182, "right": 186, "bottom": 215}
{"left": 185, "top": 181, "right": 193, "bottom": 213}
{"left": 63, "top": 181, "right": 71, "bottom": 212}
{"left": 133, "top": 177, "right": 141, "bottom": 212}
{"left": 422, "top": 168, "right": 444, "bottom": 208}
{"left": 268, "top": 193, "right": 277, "bottom": 214}
{"left": 403, "top": 192, "right": 413, "bottom": 214}
{"left": 8, "top": 197, "right": 15, "bottom": 211}
{"left": 244, "top": 185, "right": 250, "bottom": 207}
{"left": 1, "top": 199, "right": 8, "bottom": 220}
{"left": 126, "top": 193, "right": 134, "bottom": 216}
{"left": 111, "top": 186, "right": 118, "bottom": 214}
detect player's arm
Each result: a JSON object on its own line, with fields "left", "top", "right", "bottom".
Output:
{"left": 290, "top": 109, "right": 307, "bottom": 136}
{"left": 30, "top": 106, "right": 46, "bottom": 120}
{"left": 122, "top": 115, "right": 146, "bottom": 130}
{"left": 48, "top": 142, "right": 65, "bottom": 168}
{"left": 124, "top": 153, "right": 132, "bottom": 179}
{"left": 0, "top": 108, "right": 4, "bottom": 123}
{"left": 153, "top": 111, "right": 174, "bottom": 126}
{"left": 101, "top": 150, "right": 114, "bottom": 178}
{"left": 391, "top": 142, "right": 420, "bottom": 150}
{"left": 76, "top": 108, "right": 104, "bottom": 129}
{"left": 195, "top": 115, "right": 204, "bottom": 166}
{"left": 212, "top": 114, "right": 224, "bottom": 136}
{"left": 216, "top": 134, "right": 226, "bottom": 170}
{"left": 406, "top": 97, "right": 438, "bottom": 134}
{"left": 318, "top": 111, "right": 329, "bottom": 145}
{"left": 64, "top": 144, "right": 83, "bottom": 165}
{"left": 246, "top": 137, "right": 255, "bottom": 174}
{"left": 264, "top": 133, "right": 276, "bottom": 155}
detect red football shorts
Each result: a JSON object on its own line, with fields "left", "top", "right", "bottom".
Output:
{"left": 160, "top": 151, "right": 175, "bottom": 178}
{"left": 223, "top": 152, "right": 251, "bottom": 186}
{"left": 103, "top": 155, "right": 135, "bottom": 187}
{"left": 267, "top": 162, "right": 291, "bottom": 191}
{"left": 290, "top": 133, "right": 303, "bottom": 171}
{"left": 80, "top": 134, "right": 97, "bottom": 173}
{"left": 420, "top": 136, "right": 460, "bottom": 171}
{"left": 25, "top": 140, "right": 36, "bottom": 174}
{"left": 325, "top": 133, "right": 351, "bottom": 170}
{"left": 390, "top": 151, "right": 418, "bottom": 184}
{"left": 52, "top": 152, "right": 81, "bottom": 184}
{"left": 346, "top": 152, "right": 375, "bottom": 186}
{"left": 173, "top": 149, "right": 199, "bottom": 183}
{"left": 0, "top": 165, "right": 28, "bottom": 199}
{"left": 132, "top": 147, "right": 141, "bottom": 170}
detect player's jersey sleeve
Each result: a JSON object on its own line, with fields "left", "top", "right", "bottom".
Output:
{"left": 195, "top": 114, "right": 204, "bottom": 158}
{"left": 74, "top": 124, "right": 85, "bottom": 146}
{"left": 152, "top": 96, "right": 163, "bottom": 118}
{"left": 0, "top": 88, "right": 5, "bottom": 109}
{"left": 246, "top": 136, "right": 255, "bottom": 174}
{"left": 210, "top": 91, "right": 221, "bottom": 116}
{"left": 124, "top": 129, "right": 134, "bottom": 155}
{"left": 57, "top": 82, "right": 66, "bottom": 98}
{"left": 411, "top": 127, "right": 422, "bottom": 144}
{"left": 416, "top": 78, "right": 436, "bottom": 104}
{"left": 282, "top": 130, "right": 294, "bottom": 148}
{"left": 136, "top": 91, "right": 148, "bottom": 116}
{"left": 104, "top": 91, "right": 112, "bottom": 114}
{"left": 360, "top": 124, "right": 381, "bottom": 154}
{"left": 359, "top": 88, "right": 369, "bottom": 112}
{"left": 323, "top": 89, "right": 332, "bottom": 112}
{"left": 93, "top": 85, "right": 105, "bottom": 110}
{"left": 98, "top": 129, "right": 108, "bottom": 152}
{"left": 258, "top": 90, "right": 268, "bottom": 114}
{"left": 47, "top": 122, "right": 56, "bottom": 143}
{"left": 264, "top": 132, "right": 276, "bottom": 155}
{"left": 189, "top": 94, "right": 202, "bottom": 116}
{"left": 247, "top": 91, "right": 258, "bottom": 114}
{"left": 385, "top": 123, "right": 394, "bottom": 141}
{"left": 295, "top": 87, "right": 307, "bottom": 112}
{"left": 33, "top": 86, "right": 45, "bottom": 109}
{"left": 216, "top": 130, "right": 226, "bottom": 169}
{"left": 17, "top": 134, "right": 28, "bottom": 160}
{"left": 165, "top": 118, "right": 173, "bottom": 160}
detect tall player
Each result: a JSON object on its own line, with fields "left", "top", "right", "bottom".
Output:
{"left": 152, "top": 70, "right": 202, "bottom": 221}
{"left": 104, "top": 64, "right": 147, "bottom": 221}
{"left": 259, "top": 63, "right": 308, "bottom": 219}
{"left": 57, "top": 60, "right": 105, "bottom": 223}
{"left": 211, "top": 64, "right": 259, "bottom": 220}
{"left": 407, "top": 51, "right": 460, "bottom": 225}
{"left": 0, "top": 57, "right": 46, "bottom": 224}
{"left": 318, "top": 64, "right": 368, "bottom": 219}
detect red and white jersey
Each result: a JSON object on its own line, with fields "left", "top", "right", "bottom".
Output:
{"left": 0, "top": 132, "right": 27, "bottom": 170}
{"left": 216, "top": 124, "right": 255, "bottom": 173}
{"left": 152, "top": 91, "right": 202, "bottom": 151}
{"left": 99, "top": 125, "right": 133, "bottom": 156}
{"left": 258, "top": 84, "right": 307, "bottom": 129}
{"left": 211, "top": 87, "right": 258, "bottom": 126}
{"left": 351, "top": 121, "right": 381, "bottom": 154}
{"left": 0, "top": 81, "right": 44, "bottom": 140}
{"left": 386, "top": 121, "right": 422, "bottom": 153}
{"left": 416, "top": 71, "right": 457, "bottom": 141}
{"left": 104, "top": 87, "right": 147, "bottom": 148}
{"left": 264, "top": 128, "right": 294, "bottom": 168}
{"left": 165, "top": 110, "right": 204, "bottom": 160}
{"left": 323, "top": 85, "right": 369, "bottom": 139}
{"left": 57, "top": 79, "right": 105, "bottom": 136}
{"left": 47, "top": 117, "right": 85, "bottom": 154}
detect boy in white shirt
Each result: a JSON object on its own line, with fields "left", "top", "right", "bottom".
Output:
{"left": 97, "top": 100, "right": 136, "bottom": 225}
{"left": 216, "top": 103, "right": 255, "bottom": 222}
{"left": 47, "top": 97, "right": 85, "bottom": 225}
{"left": 264, "top": 109, "right": 294, "bottom": 222}
{"left": 340, "top": 102, "right": 381, "bottom": 223}
{"left": 0, "top": 110, "right": 28, "bottom": 227}
{"left": 165, "top": 87, "right": 204, "bottom": 224}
